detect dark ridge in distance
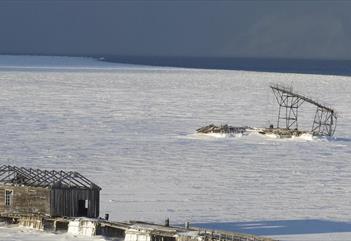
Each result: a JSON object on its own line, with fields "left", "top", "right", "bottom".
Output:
{"left": 103, "top": 56, "right": 351, "bottom": 76}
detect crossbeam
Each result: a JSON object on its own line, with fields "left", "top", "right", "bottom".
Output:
{"left": 0, "top": 165, "right": 101, "bottom": 190}
{"left": 270, "top": 84, "right": 337, "bottom": 136}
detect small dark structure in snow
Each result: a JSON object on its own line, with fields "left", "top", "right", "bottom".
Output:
{"left": 197, "top": 84, "right": 338, "bottom": 138}
{"left": 197, "top": 124, "right": 250, "bottom": 134}
{"left": 0, "top": 165, "right": 101, "bottom": 218}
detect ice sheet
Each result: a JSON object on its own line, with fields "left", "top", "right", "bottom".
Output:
{"left": 0, "top": 55, "right": 350, "bottom": 241}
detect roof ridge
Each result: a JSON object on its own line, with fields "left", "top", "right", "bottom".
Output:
{"left": 0, "top": 165, "right": 101, "bottom": 190}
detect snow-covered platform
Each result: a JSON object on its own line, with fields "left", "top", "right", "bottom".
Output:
{"left": 1, "top": 216, "right": 276, "bottom": 241}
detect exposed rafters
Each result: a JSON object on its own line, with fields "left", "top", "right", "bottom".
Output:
{"left": 0, "top": 165, "right": 101, "bottom": 190}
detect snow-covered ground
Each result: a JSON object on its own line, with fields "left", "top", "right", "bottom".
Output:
{"left": 0, "top": 223, "right": 106, "bottom": 241}
{"left": 0, "top": 55, "right": 351, "bottom": 241}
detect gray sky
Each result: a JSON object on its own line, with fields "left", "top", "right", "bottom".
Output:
{"left": 0, "top": 1, "right": 350, "bottom": 60}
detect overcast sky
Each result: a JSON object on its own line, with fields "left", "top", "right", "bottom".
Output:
{"left": 0, "top": 1, "right": 350, "bottom": 60}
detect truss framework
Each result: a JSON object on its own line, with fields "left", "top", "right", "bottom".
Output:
{"left": 0, "top": 165, "right": 101, "bottom": 190}
{"left": 312, "top": 107, "right": 337, "bottom": 136}
{"left": 271, "top": 86, "right": 305, "bottom": 129}
{"left": 270, "top": 84, "right": 337, "bottom": 136}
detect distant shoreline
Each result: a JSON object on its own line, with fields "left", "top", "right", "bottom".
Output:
{"left": 1, "top": 54, "right": 351, "bottom": 76}
{"left": 103, "top": 56, "right": 351, "bottom": 76}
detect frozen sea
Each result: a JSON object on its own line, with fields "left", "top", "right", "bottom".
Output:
{"left": 0, "top": 55, "right": 351, "bottom": 241}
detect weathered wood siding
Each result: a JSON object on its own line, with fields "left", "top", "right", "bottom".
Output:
{"left": 50, "top": 188, "right": 99, "bottom": 218}
{"left": 0, "top": 184, "right": 50, "bottom": 216}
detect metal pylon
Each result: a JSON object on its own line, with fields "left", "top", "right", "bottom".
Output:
{"left": 272, "top": 87, "right": 304, "bottom": 129}
{"left": 312, "top": 107, "right": 337, "bottom": 136}
{"left": 270, "top": 84, "right": 338, "bottom": 136}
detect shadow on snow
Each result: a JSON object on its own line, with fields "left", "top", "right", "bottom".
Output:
{"left": 192, "top": 219, "right": 351, "bottom": 236}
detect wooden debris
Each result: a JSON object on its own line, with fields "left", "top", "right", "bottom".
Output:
{"left": 197, "top": 124, "right": 251, "bottom": 134}
{"left": 258, "top": 127, "right": 308, "bottom": 138}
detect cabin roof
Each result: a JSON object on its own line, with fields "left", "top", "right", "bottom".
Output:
{"left": 0, "top": 165, "right": 101, "bottom": 190}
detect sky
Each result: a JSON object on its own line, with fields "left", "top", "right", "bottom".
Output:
{"left": 0, "top": 1, "right": 350, "bottom": 60}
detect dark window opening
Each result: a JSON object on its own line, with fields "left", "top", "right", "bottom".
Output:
{"left": 77, "top": 199, "right": 88, "bottom": 217}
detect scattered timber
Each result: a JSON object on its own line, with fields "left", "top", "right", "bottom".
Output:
{"left": 197, "top": 124, "right": 251, "bottom": 135}
{"left": 258, "top": 128, "right": 308, "bottom": 138}
{"left": 197, "top": 84, "right": 338, "bottom": 138}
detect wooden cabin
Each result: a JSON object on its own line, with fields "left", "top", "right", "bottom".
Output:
{"left": 0, "top": 165, "right": 101, "bottom": 218}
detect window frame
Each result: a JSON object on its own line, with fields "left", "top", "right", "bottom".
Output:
{"left": 5, "top": 189, "right": 13, "bottom": 206}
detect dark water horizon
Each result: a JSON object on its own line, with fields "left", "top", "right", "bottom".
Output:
{"left": 104, "top": 56, "right": 351, "bottom": 76}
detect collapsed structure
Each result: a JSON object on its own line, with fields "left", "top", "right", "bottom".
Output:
{"left": 270, "top": 84, "right": 337, "bottom": 136}
{"left": 197, "top": 84, "right": 338, "bottom": 138}
{"left": 0, "top": 165, "right": 276, "bottom": 241}
{"left": 0, "top": 165, "right": 101, "bottom": 218}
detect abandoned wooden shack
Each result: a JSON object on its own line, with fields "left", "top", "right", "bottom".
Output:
{"left": 0, "top": 165, "right": 101, "bottom": 218}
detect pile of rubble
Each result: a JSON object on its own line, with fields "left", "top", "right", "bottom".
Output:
{"left": 258, "top": 127, "right": 308, "bottom": 138}
{"left": 196, "top": 124, "right": 251, "bottom": 134}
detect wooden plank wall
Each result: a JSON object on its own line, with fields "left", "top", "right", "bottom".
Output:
{"left": 0, "top": 184, "right": 50, "bottom": 216}
{"left": 50, "top": 188, "right": 100, "bottom": 218}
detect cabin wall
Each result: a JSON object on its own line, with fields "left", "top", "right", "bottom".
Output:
{"left": 0, "top": 184, "right": 50, "bottom": 216}
{"left": 50, "top": 188, "right": 99, "bottom": 218}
